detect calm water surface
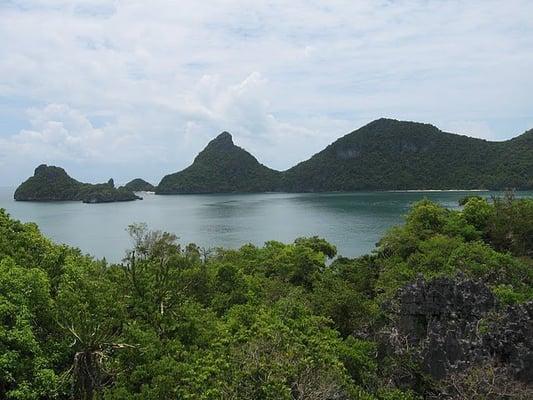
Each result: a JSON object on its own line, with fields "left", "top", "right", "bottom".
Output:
{"left": 1, "top": 188, "right": 531, "bottom": 263}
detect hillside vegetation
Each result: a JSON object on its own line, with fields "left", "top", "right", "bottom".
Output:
{"left": 1, "top": 193, "right": 532, "bottom": 399}
{"left": 16, "top": 120, "right": 533, "bottom": 196}
{"left": 284, "top": 119, "right": 533, "bottom": 191}
{"left": 157, "top": 119, "right": 533, "bottom": 193}
{"left": 157, "top": 132, "right": 281, "bottom": 194}
{"left": 123, "top": 178, "right": 155, "bottom": 192}
{"left": 14, "top": 165, "right": 141, "bottom": 203}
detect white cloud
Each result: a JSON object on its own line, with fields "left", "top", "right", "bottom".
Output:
{"left": 1, "top": 103, "right": 151, "bottom": 162}
{"left": 0, "top": 0, "right": 532, "bottom": 184}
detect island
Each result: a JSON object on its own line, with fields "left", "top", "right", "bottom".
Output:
{"left": 122, "top": 178, "right": 156, "bottom": 192}
{"left": 283, "top": 118, "right": 533, "bottom": 191}
{"left": 156, "top": 118, "right": 533, "bottom": 194}
{"left": 14, "top": 165, "right": 142, "bottom": 203}
{"left": 156, "top": 131, "right": 282, "bottom": 194}
{"left": 14, "top": 119, "right": 533, "bottom": 198}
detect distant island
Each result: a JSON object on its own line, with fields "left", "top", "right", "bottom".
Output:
{"left": 123, "top": 178, "right": 156, "bottom": 192}
{"left": 15, "top": 119, "right": 533, "bottom": 199}
{"left": 14, "top": 165, "right": 142, "bottom": 203}
{"left": 157, "top": 118, "right": 533, "bottom": 193}
{"left": 156, "top": 131, "right": 282, "bottom": 194}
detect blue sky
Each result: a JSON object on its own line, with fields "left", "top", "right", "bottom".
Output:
{"left": 1, "top": 0, "right": 532, "bottom": 185}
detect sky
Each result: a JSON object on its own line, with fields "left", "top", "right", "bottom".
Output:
{"left": 1, "top": 0, "right": 532, "bottom": 186}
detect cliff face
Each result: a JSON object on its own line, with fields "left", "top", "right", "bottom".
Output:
{"left": 14, "top": 165, "right": 141, "bottom": 203}
{"left": 385, "top": 276, "right": 533, "bottom": 384}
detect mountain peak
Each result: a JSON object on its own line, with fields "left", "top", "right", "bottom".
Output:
{"left": 366, "top": 118, "right": 438, "bottom": 130}
{"left": 201, "top": 131, "right": 235, "bottom": 154}
{"left": 371, "top": 117, "right": 399, "bottom": 124}
{"left": 212, "top": 131, "right": 233, "bottom": 144}
{"left": 34, "top": 164, "right": 71, "bottom": 179}
{"left": 35, "top": 164, "right": 49, "bottom": 174}
{"left": 123, "top": 178, "right": 155, "bottom": 192}
{"left": 156, "top": 131, "right": 281, "bottom": 194}
{"left": 218, "top": 131, "right": 232, "bottom": 139}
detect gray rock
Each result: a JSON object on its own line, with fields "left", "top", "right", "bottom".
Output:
{"left": 388, "top": 276, "right": 532, "bottom": 384}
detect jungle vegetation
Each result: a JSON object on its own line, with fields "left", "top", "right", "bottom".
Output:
{"left": 1, "top": 193, "right": 532, "bottom": 399}
{"left": 17, "top": 120, "right": 533, "bottom": 197}
{"left": 158, "top": 119, "right": 533, "bottom": 194}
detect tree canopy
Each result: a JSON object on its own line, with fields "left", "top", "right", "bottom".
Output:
{"left": 1, "top": 193, "right": 532, "bottom": 399}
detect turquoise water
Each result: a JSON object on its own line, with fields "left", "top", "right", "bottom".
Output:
{"left": 1, "top": 188, "right": 531, "bottom": 263}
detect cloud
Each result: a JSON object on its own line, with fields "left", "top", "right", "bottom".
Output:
{"left": 184, "top": 72, "right": 274, "bottom": 137}
{"left": 0, "top": 103, "right": 156, "bottom": 163}
{"left": 12, "top": 104, "right": 105, "bottom": 159}
{"left": 0, "top": 0, "right": 532, "bottom": 184}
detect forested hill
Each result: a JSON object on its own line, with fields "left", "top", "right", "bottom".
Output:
{"left": 156, "top": 131, "right": 282, "bottom": 194}
{"left": 14, "top": 164, "right": 141, "bottom": 203}
{"left": 283, "top": 118, "right": 533, "bottom": 191}
{"left": 123, "top": 178, "right": 155, "bottom": 192}
{"left": 18, "top": 120, "right": 531, "bottom": 197}
{"left": 155, "top": 119, "right": 532, "bottom": 194}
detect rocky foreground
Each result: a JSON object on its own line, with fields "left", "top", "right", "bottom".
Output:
{"left": 385, "top": 276, "right": 532, "bottom": 392}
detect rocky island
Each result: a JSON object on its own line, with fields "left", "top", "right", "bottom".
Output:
{"left": 14, "top": 165, "right": 141, "bottom": 203}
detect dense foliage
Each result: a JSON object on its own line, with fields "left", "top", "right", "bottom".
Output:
{"left": 284, "top": 119, "right": 533, "bottom": 191}
{"left": 14, "top": 165, "right": 141, "bottom": 203}
{"left": 1, "top": 194, "right": 532, "bottom": 399}
{"left": 14, "top": 164, "right": 83, "bottom": 201}
{"left": 156, "top": 132, "right": 281, "bottom": 194}
{"left": 157, "top": 119, "right": 533, "bottom": 194}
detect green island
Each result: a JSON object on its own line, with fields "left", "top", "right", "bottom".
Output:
{"left": 14, "top": 165, "right": 142, "bottom": 203}
{"left": 157, "top": 131, "right": 281, "bottom": 194}
{"left": 15, "top": 119, "right": 533, "bottom": 199}
{"left": 1, "top": 193, "right": 532, "bottom": 399}
{"left": 157, "top": 118, "right": 533, "bottom": 194}
{"left": 123, "top": 178, "right": 156, "bottom": 192}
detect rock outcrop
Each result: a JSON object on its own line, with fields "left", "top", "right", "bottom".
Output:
{"left": 483, "top": 301, "right": 533, "bottom": 383}
{"left": 387, "top": 276, "right": 533, "bottom": 384}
